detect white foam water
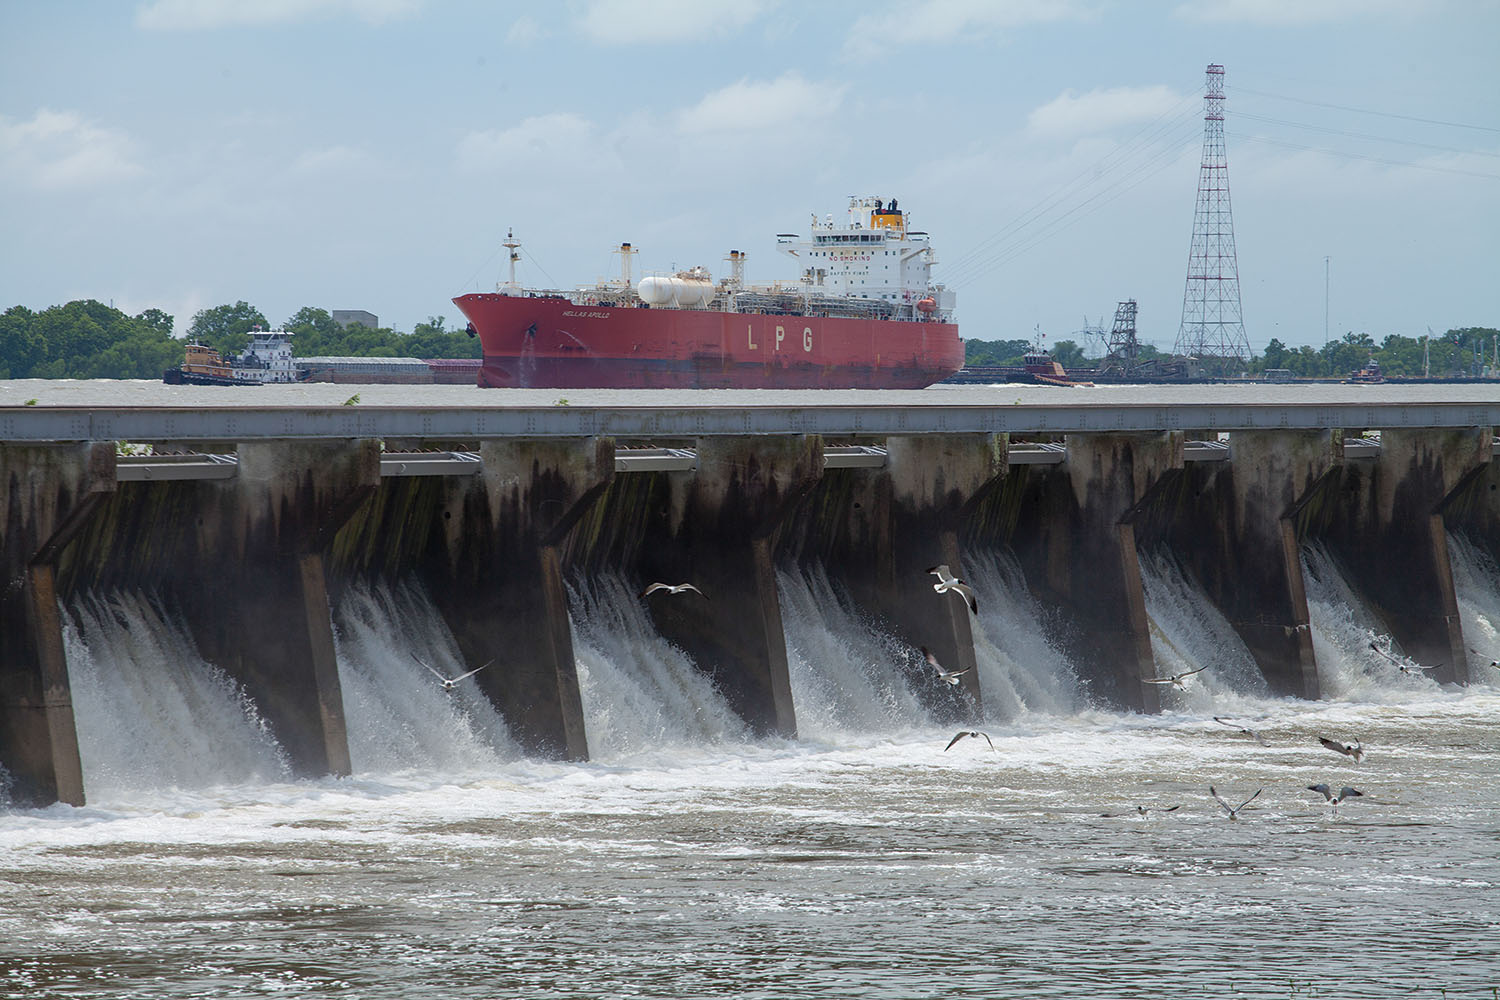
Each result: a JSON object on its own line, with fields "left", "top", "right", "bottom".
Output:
{"left": 776, "top": 562, "right": 932, "bottom": 741}
{"left": 568, "top": 573, "right": 749, "bottom": 759}
{"left": 965, "top": 549, "right": 1083, "bottom": 721}
{"left": 333, "top": 579, "right": 520, "bottom": 774}
{"left": 1137, "top": 550, "right": 1269, "bottom": 714}
{"left": 1300, "top": 542, "right": 1445, "bottom": 701}
{"left": 61, "top": 591, "right": 291, "bottom": 802}
{"left": 1448, "top": 531, "right": 1500, "bottom": 683}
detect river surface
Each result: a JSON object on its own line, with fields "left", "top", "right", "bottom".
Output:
{"left": 2, "top": 379, "right": 1498, "bottom": 997}
{"left": 3, "top": 537, "right": 1498, "bottom": 999}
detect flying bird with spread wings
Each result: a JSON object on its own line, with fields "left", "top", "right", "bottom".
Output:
{"left": 1307, "top": 784, "right": 1364, "bottom": 810}
{"left": 639, "top": 582, "right": 708, "bottom": 599}
{"left": 1209, "top": 785, "right": 1262, "bottom": 820}
{"left": 1214, "top": 716, "right": 1270, "bottom": 746}
{"left": 1318, "top": 736, "right": 1364, "bottom": 763}
{"left": 1143, "top": 667, "right": 1207, "bottom": 691}
{"left": 1368, "top": 642, "right": 1440, "bottom": 677}
{"left": 921, "top": 647, "right": 971, "bottom": 686}
{"left": 925, "top": 565, "right": 978, "bottom": 614}
{"left": 414, "top": 655, "right": 493, "bottom": 693}
{"left": 944, "top": 730, "right": 994, "bottom": 752}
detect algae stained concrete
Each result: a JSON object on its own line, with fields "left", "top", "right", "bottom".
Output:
{"left": 0, "top": 442, "right": 113, "bottom": 806}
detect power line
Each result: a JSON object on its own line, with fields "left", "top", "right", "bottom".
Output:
{"left": 1235, "top": 111, "right": 1500, "bottom": 158}
{"left": 1233, "top": 132, "right": 1500, "bottom": 181}
{"left": 1230, "top": 85, "right": 1500, "bottom": 134}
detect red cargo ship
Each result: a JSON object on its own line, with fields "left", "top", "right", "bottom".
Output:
{"left": 453, "top": 196, "right": 962, "bottom": 389}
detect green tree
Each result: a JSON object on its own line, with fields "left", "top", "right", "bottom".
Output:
{"left": 964, "top": 338, "right": 1032, "bottom": 365}
{"left": 0, "top": 305, "right": 44, "bottom": 378}
{"left": 1263, "top": 337, "right": 1289, "bottom": 370}
{"left": 1051, "top": 340, "right": 1085, "bottom": 368}
{"left": 187, "top": 301, "right": 268, "bottom": 355}
{"left": 135, "top": 308, "right": 174, "bottom": 337}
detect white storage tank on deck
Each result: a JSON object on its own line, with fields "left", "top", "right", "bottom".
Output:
{"left": 637, "top": 268, "right": 713, "bottom": 307}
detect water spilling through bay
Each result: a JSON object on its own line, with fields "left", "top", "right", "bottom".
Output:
{"left": 3, "top": 555, "right": 1497, "bottom": 998}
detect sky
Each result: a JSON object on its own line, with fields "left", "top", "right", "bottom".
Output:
{"left": 2, "top": 0, "right": 1497, "bottom": 355}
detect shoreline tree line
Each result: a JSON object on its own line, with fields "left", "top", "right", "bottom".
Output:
{"left": 0, "top": 300, "right": 479, "bottom": 380}
{"left": 965, "top": 328, "right": 1498, "bottom": 378}
{"left": 0, "top": 298, "right": 1493, "bottom": 380}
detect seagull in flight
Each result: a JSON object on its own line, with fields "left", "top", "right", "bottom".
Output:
{"left": 414, "top": 655, "right": 492, "bottom": 692}
{"left": 639, "top": 582, "right": 707, "bottom": 599}
{"left": 1318, "top": 736, "right": 1364, "bottom": 763}
{"left": 925, "top": 565, "right": 978, "bottom": 614}
{"left": 1144, "top": 666, "right": 1207, "bottom": 690}
{"left": 1214, "top": 716, "right": 1269, "bottom": 746}
{"left": 1307, "top": 784, "right": 1364, "bottom": 810}
{"left": 944, "top": 730, "right": 994, "bottom": 752}
{"left": 1470, "top": 648, "right": 1499, "bottom": 671}
{"left": 921, "top": 647, "right": 971, "bottom": 686}
{"left": 1101, "top": 804, "right": 1181, "bottom": 818}
{"left": 1368, "top": 642, "right": 1440, "bottom": 676}
{"left": 1209, "top": 785, "right": 1262, "bottom": 820}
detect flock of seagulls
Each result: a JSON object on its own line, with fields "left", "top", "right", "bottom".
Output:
{"left": 404, "top": 562, "right": 1489, "bottom": 829}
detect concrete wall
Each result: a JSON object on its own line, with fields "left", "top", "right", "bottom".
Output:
{"left": 2, "top": 423, "right": 1493, "bottom": 806}
{"left": 0, "top": 442, "right": 113, "bottom": 806}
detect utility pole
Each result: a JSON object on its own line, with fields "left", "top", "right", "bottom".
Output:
{"left": 1323, "top": 256, "right": 1330, "bottom": 353}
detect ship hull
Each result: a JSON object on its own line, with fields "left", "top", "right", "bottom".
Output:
{"left": 453, "top": 294, "right": 962, "bottom": 390}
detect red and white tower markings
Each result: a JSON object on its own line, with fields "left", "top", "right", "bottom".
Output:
{"left": 1174, "top": 63, "right": 1250, "bottom": 370}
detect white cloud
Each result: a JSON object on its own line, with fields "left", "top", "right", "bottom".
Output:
{"left": 677, "top": 73, "right": 842, "bottom": 134}
{"left": 0, "top": 109, "right": 143, "bottom": 190}
{"left": 1173, "top": 0, "right": 1424, "bottom": 24}
{"left": 291, "top": 144, "right": 377, "bottom": 175}
{"left": 1028, "top": 85, "right": 1187, "bottom": 138}
{"left": 845, "top": 0, "right": 1090, "bottom": 57}
{"left": 455, "top": 113, "right": 610, "bottom": 173}
{"left": 136, "top": 0, "right": 421, "bottom": 30}
{"left": 506, "top": 15, "right": 546, "bottom": 45}
{"left": 574, "top": 0, "right": 775, "bottom": 44}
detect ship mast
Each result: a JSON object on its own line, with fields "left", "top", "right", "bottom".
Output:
{"left": 501, "top": 228, "right": 522, "bottom": 293}
{"left": 614, "top": 241, "right": 638, "bottom": 291}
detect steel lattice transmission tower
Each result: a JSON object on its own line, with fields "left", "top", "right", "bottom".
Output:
{"left": 1174, "top": 64, "right": 1250, "bottom": 370}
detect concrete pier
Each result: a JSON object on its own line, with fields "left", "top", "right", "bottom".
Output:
{"left": 570, "top": 436, "right": 821, "bottom": 737}
{"left": 1128, "top": 431, "right": 1335, "bottom": 699}
{"left": 787, "top": 434, "right": 1004, "bottom": 721}
{"left": 997, "top": 433, "right": 1183, "bottom": 712}
{"left": 1303, "top": 428, "right": 1492, "bottom": 685}
{"left": 0, "top": 443, "right": 112, "bottom": 806}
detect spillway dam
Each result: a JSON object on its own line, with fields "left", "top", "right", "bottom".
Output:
{"left": 3, "top": 387, "right": 1497, "bottom": 806}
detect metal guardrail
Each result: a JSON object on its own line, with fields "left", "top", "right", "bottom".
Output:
{"left": 6, "top": 399, "right": 1496, "bottom": 443}
{"left": 1183, "top": 440, "right": 1231, "bottom": 462}
{"left": 380, "top": 451, "right": 482, "bottom": 476}
{"left": 615, "top": 448, "right": 697, "bottom": 473}
{"left": 115, "top": 453, "right": 238, "bottom": 481}
{"left": 101, "top": 433, "right": 1487, "bottom": 482}
{"left": 1008, "top": 443, "right": 1068, "bottom": 465}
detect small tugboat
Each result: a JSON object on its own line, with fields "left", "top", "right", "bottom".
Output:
{"left": 163, "top": 328, "right": 308, "bottom": 385}
{"left": 1344, "top": 357, "right": 1384, "bottom": 384}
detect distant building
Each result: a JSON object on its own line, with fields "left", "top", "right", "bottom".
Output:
{"left": 332, "top": 310, "right": 378, "bottom": 329}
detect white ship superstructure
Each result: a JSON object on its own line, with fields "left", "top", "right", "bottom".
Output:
{"left": 230, "top": 329, "right": 302, "bottom": 383}
{"left": 774, "top": 195, "right": 955, "bottom": 322}
{"left": 496, "top": 196, "right": 955, "bottom": 326}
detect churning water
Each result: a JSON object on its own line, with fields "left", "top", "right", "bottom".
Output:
{"left": 3, "top": 555, "right": 1499, "bottom": 998}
